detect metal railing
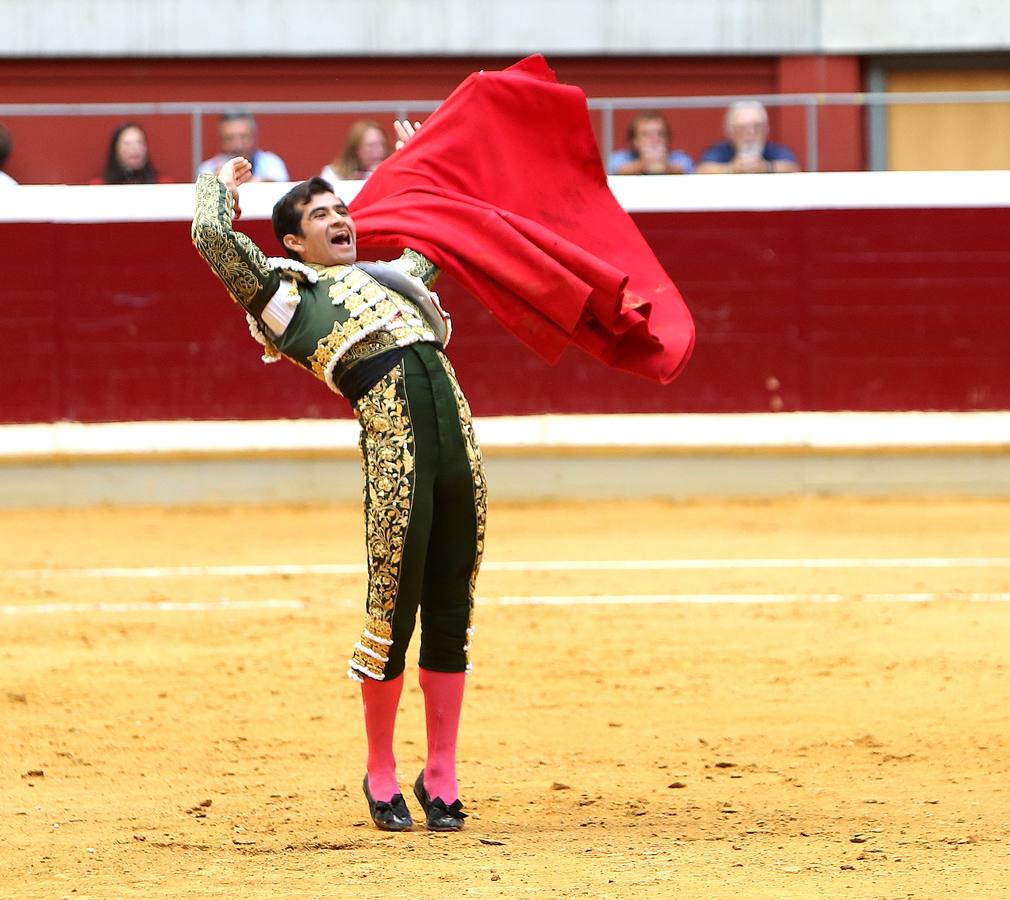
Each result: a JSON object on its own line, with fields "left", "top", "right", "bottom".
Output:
{"left": 592, "top": 90, "right": 1010, "bottom": 173}
{"left": 2, "top": 90, "right": 1010, "bottom": 174}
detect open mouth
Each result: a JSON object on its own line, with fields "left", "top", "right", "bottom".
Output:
{"left": 330, "top": 232, "right": 352, "bottom": 246}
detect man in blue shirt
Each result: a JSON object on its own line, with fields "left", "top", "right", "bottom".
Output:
{"left": 696, "top": 100, "right": 799, "bottom": 174}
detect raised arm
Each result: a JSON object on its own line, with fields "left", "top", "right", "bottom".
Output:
{"left": 387, "top": 121, "right": 441, "bottom": 289}
{"left": 393, "top": 119, "right": 423, "bottom": 151}
{"left": 191, "top": 157, "right": 280, "bottom": 314}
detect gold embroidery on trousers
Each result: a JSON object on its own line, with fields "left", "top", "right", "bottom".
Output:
{"left": 348, "top": 614, "right": 394, "bottom": 682}
{"left": 346, "top": 364, "right": 415, "bottom": 681}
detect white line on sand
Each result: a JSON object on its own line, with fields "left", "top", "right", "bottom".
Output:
{"left": 489, "top": 592, "right": 1010, "bottom": 606}
{"left": 0, "top": 598, "right": 306, "bottom": 616}
{"left": 6, "top": 558, "right": 1010, "bottom": 579}
{"left": 4, "top": 592, "right": 1010, "bottom": 617}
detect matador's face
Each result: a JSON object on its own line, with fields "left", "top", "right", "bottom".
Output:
{"left": 284, "top": 191, "right": 358, "bottom": 267}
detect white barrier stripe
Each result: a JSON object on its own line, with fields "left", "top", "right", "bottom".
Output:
{"left": 4, "top": 173, "right": 1010, "bottom": 224}
{"left": 4, "top": 592, "right": 1010, "bottom": 617}
{"left": 7, "top": 412, "right": 1010, "bottom": 459}
{"left": 7, "top": 557, "right": 1010, "bottom": 578}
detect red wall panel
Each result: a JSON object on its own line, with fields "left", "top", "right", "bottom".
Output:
{"left": 3, "top": 204, "right": 1009, "bottom": 425}
{"left": 777, "top": 55, "right": 865, "bottom": 172}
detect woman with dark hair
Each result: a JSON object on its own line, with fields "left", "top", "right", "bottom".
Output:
{"left": 92, "top": 123, "right": 171, "bottom": 185}
{"left": 321, "top": 120, "right": 390, "bottom": 183}
{"left": 0, "top": 123, "right": 16, "bottom": 186}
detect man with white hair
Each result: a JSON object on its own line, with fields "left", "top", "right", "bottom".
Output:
{"left": 696, "top": 100, "right": 799, "bottom": 174}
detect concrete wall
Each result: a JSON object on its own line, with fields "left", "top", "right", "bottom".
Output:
{"left": 2, "top": 0, "right": 1009, "bottom": 56}
{"left": 5, "top": 413, "right": 1010, "bottom": 506}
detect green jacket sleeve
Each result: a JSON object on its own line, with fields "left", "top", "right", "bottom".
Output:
{"left": 191, "top": 173, "right": 280, "bottom": 315}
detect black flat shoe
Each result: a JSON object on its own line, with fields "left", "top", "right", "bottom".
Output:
{"left": 363, "top": 775, "right": 413, "bottom": 831}
{"left": 413, "top": 770, "right": 467, "bottom": 832}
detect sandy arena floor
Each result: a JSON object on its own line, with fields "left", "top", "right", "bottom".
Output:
{"left": 2, "top": 497, "right": 1010, "bottom": 899}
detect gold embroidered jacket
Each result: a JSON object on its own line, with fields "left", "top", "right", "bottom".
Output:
{"left": 191, "top": 173, "right": 447, "bottom": 396}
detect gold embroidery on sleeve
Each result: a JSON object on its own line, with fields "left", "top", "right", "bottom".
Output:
{"left": 192, "top": 175, "right": 272, "bottom": 307}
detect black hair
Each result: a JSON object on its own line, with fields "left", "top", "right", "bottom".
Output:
{"left": 0, "top": 123, "right": 13, "bottom": 169}
{"left": 101, "top": 122, "right": 160, "bottom": 185}
{"left": 271, "top": 176, "right": 336, "bottom": 260}
{"left": 220, "top": 109, "right": 256, "bottom": 128}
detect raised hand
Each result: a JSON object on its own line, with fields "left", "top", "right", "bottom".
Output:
{"left": 393, "top": 120, "right": 423, "bottom": 151}
{"left": 216, "top": 156, "right": 253, "bottom": 219}
{"left": 639, "top": 140, "right": 669, "bottom": 174}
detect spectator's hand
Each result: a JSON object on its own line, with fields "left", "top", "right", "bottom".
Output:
{"left": 393, "top": 120, "right": 422, "bottom": 151}
{"left": 217, "top": 156, "right": 253, "bottom": 219}
{"left": 639, "top": 141, "right": 669, "bottom": 174}
{"left": 732, "top": 143, "right": 769, "bottom": 173}
{"left": 732, "top": 156, "right": 770, "bottom": 173}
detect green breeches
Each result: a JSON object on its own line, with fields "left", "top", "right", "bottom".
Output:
{"left": 347, "top": 343, "right": 487, "bottom": 682}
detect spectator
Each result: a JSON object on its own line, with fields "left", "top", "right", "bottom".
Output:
{"left": 696, "top": 100, "right": 800, "bottom": 174}
{"left": 198, "top": 109, "right": 289, "bottom": 182}
{"left": 607, "top": 111, "right": 693, "bottom": 175}
{"left": 0, "top": 124, "right": 17, "bottom": 187}
{"left": 321, "top": 120, "right": 390, "bottom": 182}
{"left": 91, "top": 122, "right": 171, "bottom": 185}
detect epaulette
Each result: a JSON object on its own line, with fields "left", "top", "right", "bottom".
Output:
{"left": 266, "top": 257, "right": 320, "bottom": 284}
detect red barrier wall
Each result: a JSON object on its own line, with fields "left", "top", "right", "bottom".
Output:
{"left": 3, "top": 203, "right": 1008, "bottom": 424}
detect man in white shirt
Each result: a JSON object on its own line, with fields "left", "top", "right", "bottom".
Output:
{"left": 197, "top": 110, "right": 288, "bottom": 182}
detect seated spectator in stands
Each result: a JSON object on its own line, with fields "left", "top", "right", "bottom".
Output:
{"left": 321, "top": 119, "right": 390, "bottom": 182}
{"left": 0, "top": 124, "right": 17, "bottom": 187}
{"left": 198, "top": 110, "right": 289, "bottom": 182}
{"left": 607, "top": 111, "right": 693, "bottom": 175}
{"left": 696, "top": 100, "right": 800, "bottom": 174}
{"left": 91, "top": 122, "right": 171, "bottom": 185}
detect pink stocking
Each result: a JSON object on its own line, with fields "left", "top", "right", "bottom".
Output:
{"left": 419, "top": 668, "right": 466, "bottom": 803}
{"left": 360, "top": 673, "right": 404, "bottom": 802}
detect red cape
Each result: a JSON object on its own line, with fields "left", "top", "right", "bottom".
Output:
{"left": 350, "top": 55, "right": 694, "bottom": 384}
